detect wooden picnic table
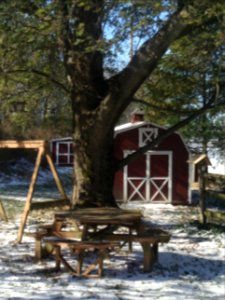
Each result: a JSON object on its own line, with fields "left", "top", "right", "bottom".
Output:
{"left": 34, "top": 207, "right": 170, "bottom": 276}
{"left": 52, "top": 207, "right": 170, "bottom": 272}
{"left": 54, "top": 207, "right": 143, "bottom": 233}
{"left": 43, "top": 207, "right": 142, "bottom": 277}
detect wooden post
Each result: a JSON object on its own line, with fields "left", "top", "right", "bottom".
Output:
{"left": 0, "top": 200, "right": 8, "bottom": 222}
{"left": 0, "top": 140, "right": 68, "bottom": 242}
{"left": 45, "top": 149, "right": 68, "bottom": 200}
{"left": 17, "top": 147, "right": 44, "bottom": 243}
{"left": 141, "top": 243, "right": 155, "bottom": 272}
{"left": 199, "top": 163, "right": 207, "bottom": 226}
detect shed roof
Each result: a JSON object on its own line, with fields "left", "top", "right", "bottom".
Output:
{"left": 50, "top": 137, "right": 73, "bottom": 142}
{"left": 114, "top": 121, "right": 146, "bottom": 135}
{"left": 188, "top": 154, "right": 211, "bottom": 166}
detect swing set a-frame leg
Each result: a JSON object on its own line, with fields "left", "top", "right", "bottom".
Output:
{"left": 45, "top": 150, "right": 68, "bottom": 200}
{"left": 0, "top": 200, "right": 7, "bottom": 222}
{"left": 17, "top": 147, "right": 44, "bottom": 243}
{"left": 17, "top": 144, "right": 69, "bottom": 243}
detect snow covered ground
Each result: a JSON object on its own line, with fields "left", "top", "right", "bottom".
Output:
{"left": 0, "top": 203, "right": 224, "bottom": 300}
{"left": 0, "top": 160, "right": 225, "bottom": 299}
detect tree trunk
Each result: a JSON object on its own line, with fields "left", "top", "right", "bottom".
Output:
{"left": 71, "top": 109, "right": 118, "bottom": 208}
{"left": 71, "top": 138, "right": 118, "bottom": 208}
{"left": 58, "top": 1, "right": 117, "bottom": 208}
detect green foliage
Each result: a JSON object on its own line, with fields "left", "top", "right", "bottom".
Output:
{"left": 138, "top": 15, "right": 225, "bottom": 153}
{"left": 0, "top": 0, "right": 225, "bottom": 141}
{"left": 0, "top": 0, "right": 174, "bottom": 135}
{"left": 103, "top": 0, "right": 175, "bottom": 69}
{"left": 0, "top": 0, "right": 71, "bottom": 138}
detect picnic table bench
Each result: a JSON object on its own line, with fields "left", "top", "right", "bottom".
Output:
{"left": 43, "top": 236, "right": 119, "bottom": 278}
{"left": 94, "top": 227, "right": 171, "bottom": 271}
{"left": 27, "top": 207, "right": 171, "bottom": 276}
{"left": 26, "top": 222, "right": 82, "bottom": 260}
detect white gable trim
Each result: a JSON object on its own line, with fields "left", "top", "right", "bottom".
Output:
{"left": 139, "top": 127, "right": 159, "bottom": 147}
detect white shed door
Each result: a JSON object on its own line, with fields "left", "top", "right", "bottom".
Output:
{"left": 124, "top": 151, "right": 172, "bottom": 202}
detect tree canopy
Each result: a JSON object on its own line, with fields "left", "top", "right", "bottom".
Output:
{"left": 0, "top": 0, "right": 225, "bottom": 206}
{"left": 135, "top": 18, "right": 225, "bottom": 155}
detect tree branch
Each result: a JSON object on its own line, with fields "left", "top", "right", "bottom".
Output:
{"left": 103, "top": 3, "right": 224, "bottom": 128}
{"left": 117, "top": 88, "right": 223, "bottom": 170}
{"left": 132, "top": 98, "right": 198, "bottom": 115}
{"left": 0, "top": 68, "right": 69, "bottom": 93}
{"left": 103, "top": 8, "right": 190, "bottom": 126}
{"left": 30, "top": 69, "right": 70, "bottom": 93}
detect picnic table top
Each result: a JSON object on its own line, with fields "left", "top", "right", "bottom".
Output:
{"left": 54, "top": 207, "right": 143, "bottom": 225}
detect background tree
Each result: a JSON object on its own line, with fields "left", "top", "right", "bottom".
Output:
{"left": 136, "top": 23, "right": 225, "bottom": 157}
{"left": 0, "top": 0, "right": 71, "bottom": 138}
{"left": 0, "top": 0, "right": 225, "bottom": 207}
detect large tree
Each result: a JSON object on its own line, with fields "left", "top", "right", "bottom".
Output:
{"left": 0, "top": 1, "right": 225, "bottom": 207}
{"left": 136, "top": 25, "right": 225, "bottom": 155}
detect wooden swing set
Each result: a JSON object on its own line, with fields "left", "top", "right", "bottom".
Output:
{"left": 0, "top": 200, "right": 7, "bottom": 222}
{"left": 0, "top": 140, "right": 70, "bottom": 243}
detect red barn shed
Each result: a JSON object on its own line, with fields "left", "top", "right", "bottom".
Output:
{"left": 50, "top": 119, "right": 198, "bottom": 205}
{"left": 113, "top": 120, "right": 191, "bottom": 205}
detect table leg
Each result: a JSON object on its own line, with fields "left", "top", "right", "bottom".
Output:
{"left": 54, "top": 246, "right": 61, "bottom": 271}
{"left": 35, "top": 238, "right": 42, "bottom": 260}
{"left": 76, "top": 250, "right": 84, "bottom": 276}
{"left": 97, "top": 249, "right": 105, "bottom": 277}
{"left": 141, "top": 242, "right": 156, "bottom": 272}
{"left": 153, "top": 243, "right": 158, "bottom": 262}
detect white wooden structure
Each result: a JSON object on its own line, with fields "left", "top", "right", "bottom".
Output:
{"left": 0, "top": 140, "right": 69, "bottom": 242}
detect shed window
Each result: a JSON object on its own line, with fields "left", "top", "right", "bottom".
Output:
{"left": 139, "top": 128, "right": 159, "bottom": 147}
{"left": 56, "top": 141, "right": 73, "bottom": 165}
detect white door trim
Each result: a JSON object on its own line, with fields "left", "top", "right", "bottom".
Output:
{"left": 123, "top": 150, "right": 173, "bottom": 203}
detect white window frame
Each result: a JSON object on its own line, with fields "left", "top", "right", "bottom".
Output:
{"left": 123, "top": 150, "right": 172, "bottom": 203}
{"left": 139, "top": 127, "right": 159, "bottom": 147}
{"left": 56, "top": 141, "right": 73, "bottom": 165}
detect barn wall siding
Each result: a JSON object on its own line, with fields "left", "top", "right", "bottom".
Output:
{"left": 113, "top": 123, "right": 190, "bottom": 205}
{"left": 50, "top": 122, "right": 190, "bottom": 205}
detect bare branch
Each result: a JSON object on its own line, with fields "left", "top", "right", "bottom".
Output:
{"left": 117, "top": 88, "right": 223, "bottom": 170}
{"left": 132, "top": 98, "right": 198, "bottom": 115}
{"left": 103, "top": 4, "right": 224, "bottom": 129}
{"left": 0, "top": 68, "right": 69, "bottom": 93}
{"left": 30, "top": 69, "right": 69, "bottom": 93}
{"left": 103, "top": 8, "right": 190, "bottom": 127}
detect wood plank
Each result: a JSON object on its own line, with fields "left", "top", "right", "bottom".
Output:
{"left": 205, "top": 209, "right": 225, "bottom": 223}
{"left": 43, "top": 237, "right": 117, "bottom": 249}
{"left": 55, "top": 208, "right": 142, "bottom": 225}
{"left": 207, "top": 191, "right": 225, "bottom": 202}
{"left": 17, "top": 147, "right": 45, "bottom": 243}
{"left": 55, "top": 207, "right": 142, "bottom": 217}
{"left": 30, "top": 199, "right": 71, "bottom": 210}
{"left": 96, "top": 233, "right": 171, "bottom": 243}
{"left": 45, "top": 149, "right": 68, "bottom": 201}
{"left": 0, "top": 140, "right": 46, "bottom": 149}
{"left": 0, "top": 200, "right": 8, "bottom": 221}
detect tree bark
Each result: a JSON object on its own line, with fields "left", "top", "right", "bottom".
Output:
{"left": 57, "top": 2, "right": 223, "bottom": 208}
{"left": 71, "top": 110, "right": 117, "bottom": 207}
{"left": 58, "top": 1, "right": 116, "bottom": 207}
{"left": 72, "top": 136, "right": 117, "bottom": 207}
